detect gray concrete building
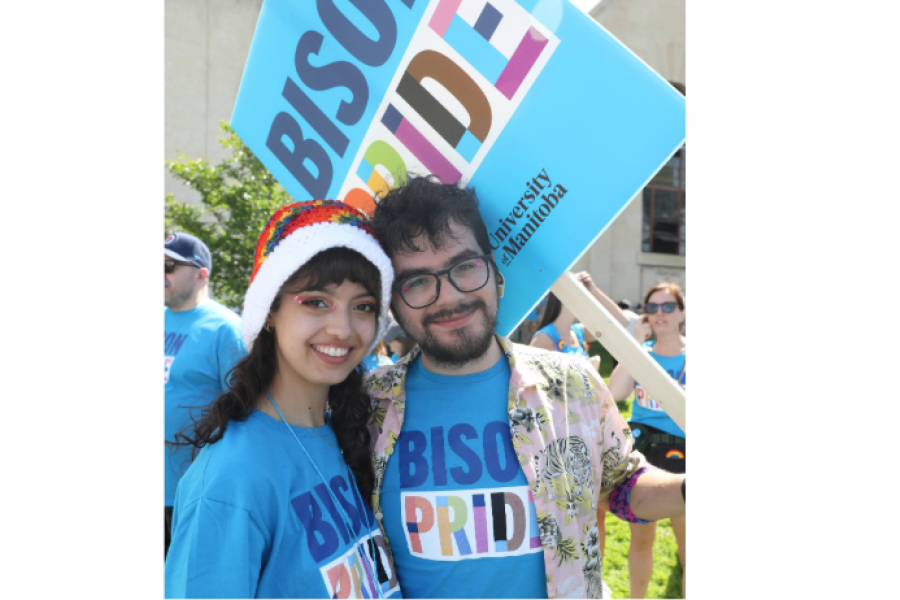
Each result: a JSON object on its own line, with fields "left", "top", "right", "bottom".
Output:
{"left": 165, "top": 0, "right": 685, "bottom": 307}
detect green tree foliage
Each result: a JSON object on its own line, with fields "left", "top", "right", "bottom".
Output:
{"left": 165, "top": 122, "right": 290, "bottom": 310}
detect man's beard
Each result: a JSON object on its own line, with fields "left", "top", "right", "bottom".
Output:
{"left": 397, "top": 298, "right": 498, "bottom": 369}
{"left": 165, "top": 284, "right": 193, "bottom": 310}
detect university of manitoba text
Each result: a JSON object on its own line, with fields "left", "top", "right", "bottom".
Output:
{"left": 490, "top": 168, "right": 568, "bottom": 266}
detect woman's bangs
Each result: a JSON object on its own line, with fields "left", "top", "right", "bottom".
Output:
{"left": 291, "top": 247, "right": 381, "bottom": 306}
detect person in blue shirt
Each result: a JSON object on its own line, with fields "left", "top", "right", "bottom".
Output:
{"left": 607, "top": 282, "right": 686, "bottom": 598}
{"left": 361, "top": 340, "right": 395, "bottom": 374}
{"left": 530, "top": 290, "right": 596, "bottom": 370}
{"left": 383, "top": 321, "right": 416, "bottom": 363}
{"left": 165, "top": 201, "right": 402, "bottom": 599}
{"left": 165, "top": 232, "right": 246, "bottom": 557}
{"left": 530, "top": 272, "right": 636, "bottom": 372}
{"left": 530, "top": 271, "right": 630, "bottom": 372}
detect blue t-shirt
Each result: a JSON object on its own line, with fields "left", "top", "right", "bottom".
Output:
{"left": 380, "top": 356, "right": 547, "bottom": 599}
{"left": 532, "top": 322, "right": 589, "bottom": 357}
{"left": 630, "top": 341, "right": 686, "bottom": 438}
{"left": 165, "top": 300, "right": 246, "bottom": 506}
{"left": 165, "top": 410, "right": 402, "bottom": 599}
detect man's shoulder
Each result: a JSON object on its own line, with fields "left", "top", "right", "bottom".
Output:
{"left": 200, "top": 300, "right": 242, "bottom": 323}
{"left": 507, "top": 340, "right": 583, "bottom": 371}
{"left": 362, "top": 359, "right": 406, "bottom": 399}
{"left": 191, "top": 301, "right": 243, "bottom": 336}
{"left": 507, "top": 340, "right": 600, "bottom": 389}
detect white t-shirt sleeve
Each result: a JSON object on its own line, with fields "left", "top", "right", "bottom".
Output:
{"left": 626, "top": 314, "right": 639, "bottom": 336}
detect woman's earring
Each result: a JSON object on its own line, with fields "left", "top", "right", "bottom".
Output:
{"left": 264, "top": 323, "right": 271, "bottom": 332}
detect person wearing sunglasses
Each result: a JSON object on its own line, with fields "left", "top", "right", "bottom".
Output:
{"left": 607, "top": 282, "right": 686, "bottom": 598}
{"left": 165, "top": 201, "right": 402, "bottom": 599}
{"left": 164, "top": 232, "right": 246, "bottom": 559}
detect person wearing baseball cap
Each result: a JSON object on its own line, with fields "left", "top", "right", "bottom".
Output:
{"left": 165, "top": 200, "right": 401, "bottom": 599}
{"left": 164, "top": 232, "right": 246, "bottom": 560}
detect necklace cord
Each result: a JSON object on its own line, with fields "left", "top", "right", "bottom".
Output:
{"left": 265, "top": 388, "right": 384, "bottom": 599}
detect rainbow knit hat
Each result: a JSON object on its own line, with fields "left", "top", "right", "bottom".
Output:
{"left": 241, "top": 199, "right": 393, "bottom": 352}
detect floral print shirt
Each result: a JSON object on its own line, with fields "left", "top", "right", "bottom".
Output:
{"left": 364, "top": 336, "right": 649, "bottom": 599}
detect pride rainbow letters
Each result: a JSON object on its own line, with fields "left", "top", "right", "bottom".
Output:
{"left": 402, "top": 486, "right": 542, "bottom": 561}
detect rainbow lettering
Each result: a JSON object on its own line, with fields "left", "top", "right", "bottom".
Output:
{"left": 320, "top": 528, "right": 400, "bottom": 599}
{"left": 634, "top": 384, "right": 662, "bottom": 411}
{"left": 339, "top": 0, "right": 559, "bottom": 213}
{"left": 401, "top": 485, "right": 542, "bottom": 561}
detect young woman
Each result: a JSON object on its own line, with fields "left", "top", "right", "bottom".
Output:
{"left": 530, "top": 291, "right": 594, "bottom": 359}
{"left": 607, "top": 282, "right": 686, "bottom": 599}
{"left": 165, "top": 200, "right": 402, "bottom": 599}
{"left": 530, "top": 271, "right": 631, "bottom": 371}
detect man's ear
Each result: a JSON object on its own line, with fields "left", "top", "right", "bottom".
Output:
{"left": 490, "top": 254, "right": 505, "bottom": 298}
{"left": 489, "top": 254, "right": 504, "bottom": 282}
{"left": 197, "top": 267, "right": 210, "bottom": 284}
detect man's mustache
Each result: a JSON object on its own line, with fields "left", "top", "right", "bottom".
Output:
{"left": 422, "top": 300, "right": 486, "bottom": 326}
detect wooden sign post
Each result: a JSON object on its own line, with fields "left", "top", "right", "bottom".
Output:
{"left": 551, "top": 271, "right": 686, "bottom": 433}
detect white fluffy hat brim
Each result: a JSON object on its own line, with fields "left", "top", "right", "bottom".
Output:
{"left": 242, "top": 222, "right": 394, "bottom": 355}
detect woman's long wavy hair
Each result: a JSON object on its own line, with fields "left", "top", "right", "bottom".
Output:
{"left": 169, "top": 247, "right": 381, "bottom": 500}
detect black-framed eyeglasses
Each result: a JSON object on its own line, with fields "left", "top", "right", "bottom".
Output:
{"left": 644, "top": 302, "right": 679, "bottom": 314}
{"left": 392, "top": 254, "right": 493, "bottom": 309}
{"left": 165, "top": 260, "right": 197, "bottom": 274}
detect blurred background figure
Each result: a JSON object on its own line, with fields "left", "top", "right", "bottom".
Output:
{"left": 164, "top": 232, "right": 245, "bottom": 558}
{"left": 360, "top": 338, "right": 394, "bottom": 373}
{"left": 607, "top": 282, "right": 686, "bottom": 598}
{"left": 618, "top": 298, "right": 640, "bottom": 324}
{"left": 530, "top": 291, "right": 601, "bottom": 371}
{"left": 361, "top": 315, "right": 397, "bottom": 374}
{"left": 515, "top": 295, "right": 547, "bottom": 344}
{"left": 382, "top": 315, "right": 417, "bottom": 362}
{"left": 530, "top": 271, "right": 637, "bottom": 371}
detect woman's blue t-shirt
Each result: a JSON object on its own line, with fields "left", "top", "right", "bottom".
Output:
{"left": 629, "top": 341, "right": 686, "bottom": 438}
{"left": 531, "top": 322, "right": 589, "bottom": 357}
{"left": 165, "top": 410, "right": 402, "bottom": 599}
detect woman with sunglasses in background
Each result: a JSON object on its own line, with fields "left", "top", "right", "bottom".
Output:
{"left": 165, "top": 201, "right": 402, "bottom": 599}
{"left": 607, "top": 282, "right": 686, "bottom": 598}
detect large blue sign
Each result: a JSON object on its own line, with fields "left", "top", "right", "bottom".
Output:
{"left": 232, "top": 0, "right": 685, "bottom": 334}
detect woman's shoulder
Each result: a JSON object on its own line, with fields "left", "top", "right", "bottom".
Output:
{"left": 532, "top": 323, "right": 559, "bottom": 340}
{"left": 181, "top": 414, "right": 288, "bottom": 503}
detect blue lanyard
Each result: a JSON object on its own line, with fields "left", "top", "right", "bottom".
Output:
{"left": 265, "top": 388, "right": 384, "bottom": 599}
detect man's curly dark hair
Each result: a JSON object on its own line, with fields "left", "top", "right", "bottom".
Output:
{"left": 371, "top": 175, "right": 493, "bottom": 259}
